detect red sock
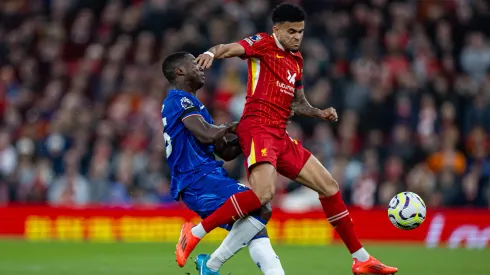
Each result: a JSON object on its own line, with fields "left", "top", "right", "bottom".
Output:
{"left": 201, "top": 190, "right": 262, "bottom": 232}
{"left": 319, "top": 191, "right": 363, "bottom": 254}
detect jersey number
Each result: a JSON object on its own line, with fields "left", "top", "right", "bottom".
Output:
{"left": 162, "top": 117, "right": 172, "bottom": 157}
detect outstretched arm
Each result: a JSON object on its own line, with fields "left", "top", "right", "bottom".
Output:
{"left": 196, "top": 43, "right": 245, "bottom": 69}
{"left": 197, "top": 33, "right": 268, "bottom": 69}
{"left": 291, "top": 88, "right": 338, "bottom": 121}
{"left": 210, "top": 43, "right": 245, "bottom": 59}
{"left": 182, "top": 115, "right": 237, "bottom": 144}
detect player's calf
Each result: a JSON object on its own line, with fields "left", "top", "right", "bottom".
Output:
{"left": 177, "top": 190, "right": 263, "bottom": 267}
{"left": 248, "top": 236, "right": 285, "bottom": 275}
{"left": 205, "top": 204, "right": 274, "bottom": 272}
{"left": 296, "top": 156, "right": 369, "bottom": 261}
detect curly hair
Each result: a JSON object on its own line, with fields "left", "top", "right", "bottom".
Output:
{"left": 271, "top": 3, "right": 306, "bottom": 24}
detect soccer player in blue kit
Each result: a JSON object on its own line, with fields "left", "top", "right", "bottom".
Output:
{"left": 161, "top": 51, "right": 285, "bottom": 275}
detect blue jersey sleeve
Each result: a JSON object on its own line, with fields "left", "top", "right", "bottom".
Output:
{"left": 175, "top": 95, "right": 201, "bottom": 121}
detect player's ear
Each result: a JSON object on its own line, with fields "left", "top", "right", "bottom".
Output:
{"left": 175, "top": 66, "right": 185, "bottom": 77}
{"left": 272, "top": 24, "right": 279, "bottom": 34}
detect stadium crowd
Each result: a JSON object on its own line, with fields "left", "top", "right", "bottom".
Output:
{"left": 1, "top": 0, "right": 490, "bottom": 210}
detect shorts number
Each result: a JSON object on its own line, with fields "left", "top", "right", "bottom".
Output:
{"left": 162, "top": 117, "right": 172, "bottom": 157}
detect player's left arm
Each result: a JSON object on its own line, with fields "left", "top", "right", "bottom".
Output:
{"left": 291, "top": 87, "right": 338, "bottom": 121}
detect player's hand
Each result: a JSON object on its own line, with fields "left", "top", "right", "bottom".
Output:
{"left": 320, "top": 107, "right": 338, "bottom": 122}
{"left": 196, "top": 52, "right": 214, "bottom": 69}
{"left": 225, "top": 121, "right": 239, "bottom": 133}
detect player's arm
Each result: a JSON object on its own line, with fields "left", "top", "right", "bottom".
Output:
{"left": 210, "top": 43, "right": 245, "bottom": 60}
{"left": 214, "top": 136, "right": 242, "bottom": 161}
{"left": 197, "top": 33, "right": 268, "bottom": 69}
{"left": 291, "top": 88, "right": 338, "bottom": 121}
{"left": 196, "top": 43, "right": 245, "bottom": 69}
{"left": 182, "top": 115, "right": 238, "bottom": 144}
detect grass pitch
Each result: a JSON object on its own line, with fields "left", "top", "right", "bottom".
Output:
{"left": 0, "top": 240, "right": 489, "bottom": 275}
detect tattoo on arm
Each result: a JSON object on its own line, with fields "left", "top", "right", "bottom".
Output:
{"left": 209, "top": 43, "right": 245, "bottom": 59}
{"left": 291, "top": 88, "right": 323, "bottom": 118}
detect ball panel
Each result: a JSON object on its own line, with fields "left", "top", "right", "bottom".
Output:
{"left": 387, "top": 191, "right": 427, "bottom": 230}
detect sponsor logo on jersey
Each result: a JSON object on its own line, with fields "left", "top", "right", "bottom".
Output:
{"left": 276, "top": 81, "right": 294, "bottom": 97}
{"left": 287, "top": 70, "right": 296, "bottom": 85}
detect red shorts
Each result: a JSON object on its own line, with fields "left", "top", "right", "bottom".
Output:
{"left": 236, "top": 119, "right": 311, "bottom": 180}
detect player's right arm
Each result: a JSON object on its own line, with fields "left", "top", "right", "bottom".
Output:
{"left": 196, "top": 43, "right": 245, "bottom": 69}
{"left": 183, "top": 116, "right": 238, "bottom": 144}
{"left": 196, "top": 33, "right": 269, "bottom": 69}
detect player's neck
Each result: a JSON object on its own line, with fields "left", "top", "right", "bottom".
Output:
{"left": 272, "top": 33, "right": 285, "bottom": 51}
{"left": 171, "top": 83, "right": 197, "bottom": 96}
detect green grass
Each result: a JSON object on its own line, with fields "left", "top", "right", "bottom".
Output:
{"left": 0, "top": 240, "right": 489, "bottom": 275}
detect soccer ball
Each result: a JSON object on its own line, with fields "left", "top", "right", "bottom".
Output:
{"left": 388, "top": 192, "right": 426, "bottom": 230}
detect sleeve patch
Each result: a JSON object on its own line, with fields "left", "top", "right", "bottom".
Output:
{"left": 180, "top": 97, "right": 194, "bottom": 110}
{"left": 247, "top": 34, "right": 262, "bottom": 44}
{"left": 250, "top": 34, "right": 262, "bottom": 41}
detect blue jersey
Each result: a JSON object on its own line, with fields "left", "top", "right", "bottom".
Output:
{"left": 161, "top": 89, "right": 224, "bottom": 200}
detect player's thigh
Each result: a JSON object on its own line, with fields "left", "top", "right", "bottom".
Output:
{"left": 276, "top": 136, "right": 311, "bottom": 180}
{"left": 237, "top": 123, "right": 280, "bottom": 203}
{"left": 180, "top": 171, "right": 249, "bottom": 218}
{"left": 248, "top": 163, "right": 277, "bottom": 204}
{"left": 295, "top": 154, "right": 339, "bottom": 196}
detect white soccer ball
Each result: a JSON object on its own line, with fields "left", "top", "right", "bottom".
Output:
{"left": 387, "top": 192, "right": 427, "bottom": 230}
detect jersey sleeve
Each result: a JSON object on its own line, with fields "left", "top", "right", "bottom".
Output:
{"left": 295, "top": 67, "right": 304, "bottom": 90}
{"left": 237, "top": 33, "right": 270, "bottom": 59}
{"left": 173, "top": 95, "right": 201, "bottom": 121}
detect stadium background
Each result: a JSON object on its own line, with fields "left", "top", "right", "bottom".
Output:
{"left": 0, "top": 0, "right": 490, "bottom": 274}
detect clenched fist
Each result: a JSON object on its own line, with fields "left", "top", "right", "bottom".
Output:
{"left": 320, "top": 107, "right": 338, "bottom": 122}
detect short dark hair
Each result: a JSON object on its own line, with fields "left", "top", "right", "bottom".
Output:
{"left": 162, "top": 51, "right": 191, "bottom": 82}
{"left": 271, "top": 3, "right": 306, "bottom": 24}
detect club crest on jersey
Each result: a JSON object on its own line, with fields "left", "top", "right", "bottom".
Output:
{"left": 287, "top": 70, "right": 296, "bottom": 85}
{"left": 180, "top": 97, "right": 194, "bottom": 110}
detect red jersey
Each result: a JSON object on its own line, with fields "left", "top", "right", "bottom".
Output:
{"left": 237, "top": 33, "right": 304, "bottom": 129}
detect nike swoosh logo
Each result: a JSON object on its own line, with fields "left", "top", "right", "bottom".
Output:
{"left": 276, "top": 54, "right": 284, "bottom": 58}
{"left": 200, "top": 105, "right": 205, "bottom": 110}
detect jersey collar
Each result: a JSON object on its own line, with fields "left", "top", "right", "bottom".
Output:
{"left": 273, "top": 33, "right": 285, "bottom": 51}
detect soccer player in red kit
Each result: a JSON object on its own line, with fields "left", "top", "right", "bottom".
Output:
{"left": 177, "top": 3, "right": 398, "bottom": 274}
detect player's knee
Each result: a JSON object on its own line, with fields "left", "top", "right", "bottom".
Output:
{"left": 249, "top": 164, "right": 277, "bottom": 204}
{"left": 254, "top": 186, "right": 275, "bottom": 205}
{"left": 318, "top": 173, "right": 339, "bottom": 197}
{"left": 254, "top": 185, "right": 275, "bottom": 205}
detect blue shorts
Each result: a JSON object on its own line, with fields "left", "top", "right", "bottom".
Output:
{"left": 180, "top": 168, "right": 250, "bottom": 231}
